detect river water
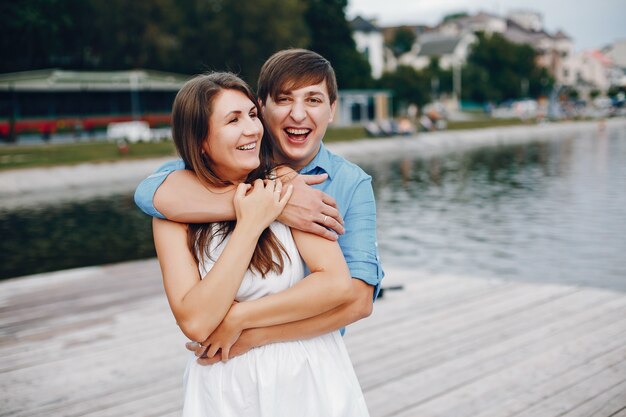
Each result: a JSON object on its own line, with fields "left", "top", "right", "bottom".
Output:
{"left": 1, "top": 125, "right": 625, "bottom": 291}
{"left": 367, "top": 125, "right": 626, "bottom": 291}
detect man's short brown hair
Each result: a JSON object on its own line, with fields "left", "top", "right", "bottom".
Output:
{"left": 257, "top": 49, "right": 338, "bottom": 105}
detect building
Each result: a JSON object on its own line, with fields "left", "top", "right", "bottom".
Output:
{"left": 0, "top": 69, "right": 189, "bottom": 138}
{"left": 437, "top": 11, "right": 507, "bottom": 37}
{"left": 571, "top": 50, "right": 612, "bottom": 97}
{"left": 333, "top": 89, "right": 393, "bottom": 127}
{"left": 406, "top": 10, "right": 575, "bottom": 88}
{"left": 398, "top": 32, "right": 477, "bottom": 71}
{"left": 350, "top": 16, "right": 385, "bottom": 79}
{"left": 504, "top": 12, "right": 575, "bottom": 86}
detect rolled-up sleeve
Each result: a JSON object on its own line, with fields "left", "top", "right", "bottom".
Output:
{"left": 133, "top": 159, "right": 186, "bottom": 219}
{"left": 339, "top": 177, "right": 385, "bottom": 300}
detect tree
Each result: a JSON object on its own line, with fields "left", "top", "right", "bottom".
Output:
{"left": 461, "top": 32, "right": 554, "bottom": 103}
{"left": 177, "top": 0, "right": 309, "bottom": 83}
{"left": 378, "top": 65, "right": 430, "bottom": 113}
{"left": 0, "top": 0, "right": 310, "bottom": 82}
{"left": 442, "top": 12, "right": 469, "bottom": 22}
{"left": 0, "top": 0, "right": 96, "bottom": 72}
{"left": 389, "top": 27, "right": 416, "bottom": 56}
{"left": 304, "top": 0, "right": 373, "bottom": 89}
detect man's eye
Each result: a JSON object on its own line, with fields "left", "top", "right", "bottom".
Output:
{"left": 277, "top": 97, "right": 290, "bottom": 102}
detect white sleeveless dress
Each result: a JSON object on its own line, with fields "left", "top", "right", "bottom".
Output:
{"left": 182, "top": 222, "right": 370, "bottom": 417}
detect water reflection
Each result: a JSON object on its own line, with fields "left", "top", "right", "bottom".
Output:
{"left": 0, "top": 195, "right": 154, "bottom": 279}
{"left": 1, "top": 126, "right": 625, "bottom": 291}
{"left": 365, "top": 127, "right": 626, "bottom": 291}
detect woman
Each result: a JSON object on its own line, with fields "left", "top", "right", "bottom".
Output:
{"left": 152, "top": 73, "right": 370, "bottom": 416}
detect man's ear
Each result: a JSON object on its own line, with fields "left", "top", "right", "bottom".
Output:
{"left": 329, "top": 100, "right": 337, "bottom": 123}
{"left": 258, "top": 98, "right": 265, "bottom": 112}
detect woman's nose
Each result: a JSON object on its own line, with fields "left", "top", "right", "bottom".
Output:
{"left": 243, "top": 117, "right": 262, "bottom": 136}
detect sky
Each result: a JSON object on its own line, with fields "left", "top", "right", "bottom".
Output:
{"left": 346, "top": 0, "right": 626, "bottom": 52}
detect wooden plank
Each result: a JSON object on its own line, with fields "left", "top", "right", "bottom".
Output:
{"left": 2, "top": 260, "right": 626, "bottom": 417}
{"left": 349, "top": 286, "right": 615, "bottom": 388}
{"left": 561, "top": 380, "right": 626, "bottom": 417}
{"left": 510, "top": 360, "right": 626, "bottom": 417}
{"left": 363, "top": 297, "right": 626, "bottom": 416}
{"left": 393, "top": 323, "right": 626, "bottom": 417}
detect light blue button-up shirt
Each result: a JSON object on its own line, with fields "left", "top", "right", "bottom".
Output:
{"left": 134, "top": 143, "right": 384, "bottom": 298}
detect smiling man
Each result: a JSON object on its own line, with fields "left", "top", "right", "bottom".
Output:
{"left": 134, "top": 49, "right": 383, "bottom": 362}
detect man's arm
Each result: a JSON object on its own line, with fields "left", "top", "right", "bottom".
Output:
{"left": 191, "top": 176, "right": 383, "bottom": 363}
{"left": 134, "top": 162, "right": 344, "bottom": 238}
{"left": 155, "top": 170, "right": 237, "bottom": 223}
{"left": 190, "top": 279, "right": 373, "bottom": 364}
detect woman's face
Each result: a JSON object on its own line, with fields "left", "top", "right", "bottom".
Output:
{"left": 203, "top": 89, "right": 264, "bottom": 183}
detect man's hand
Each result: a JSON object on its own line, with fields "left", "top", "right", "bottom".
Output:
{"left": 185, "top": 329, "right": 259, "bottom": 365}
{"left": 275, "top": 167, "right": 344, "bottom": 240}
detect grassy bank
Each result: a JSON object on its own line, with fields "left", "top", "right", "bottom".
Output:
{"left": 0, "top": 119, "right": 535, "bottom": 171}
{"left": 0, "top": 141, "right": 177, "bottom": 171}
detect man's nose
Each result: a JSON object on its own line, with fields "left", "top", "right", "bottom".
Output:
{"left": 290, "top": 100, "right": 306, "bottom": 122}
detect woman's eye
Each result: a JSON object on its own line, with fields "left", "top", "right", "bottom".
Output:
{"left": 229, "top": 118, "right": 238, "bottom": 124}
{"left": 249, "top": 112, "right": 258, "bottom": 119}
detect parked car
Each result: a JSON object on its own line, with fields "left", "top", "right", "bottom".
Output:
{"left": 106, "top": 121, "right": 152, "bottom": 143}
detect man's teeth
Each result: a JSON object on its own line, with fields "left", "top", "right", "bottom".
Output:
{"left": 286, "top": 128, "right": 310, "bottom": 135}
{"left": 237, "top": 143, "right": 256, "bottom": 150}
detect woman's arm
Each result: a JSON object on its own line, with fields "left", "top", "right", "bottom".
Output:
{"left": 153, "top": 180, "right": 291, "bottom": 343}
{"left": 231, "top": 228, "right": 353, "bottom": 329}
{"left": 200, "top": 228, "right": 353, "bottom": 359}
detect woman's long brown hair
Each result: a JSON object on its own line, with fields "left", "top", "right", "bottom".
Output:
{"left": 171, "top": 72, "right": 289, "bottom": 277}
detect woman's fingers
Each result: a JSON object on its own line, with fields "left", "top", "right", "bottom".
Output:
{"left": 221, "top": 346, "right": 230, "bottom": 362}
{"left": 279, "top": 183, "right": 294, "bottom": 206}
{"left": 206, "top": 343, "right": 220, "bottom": 359}
{"left": 235, "top": 182, "right": 251, "bottom": 200}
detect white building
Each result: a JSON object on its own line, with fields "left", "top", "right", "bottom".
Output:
{"left": 571, "top": 50, "right": 611, "bottom": 95}
{"left": 381, "top": 10, "right": 575, "bottom": 83}
{"left": 333, "top": 89, "right": 392, "bottom": 127}
{"left": 604, "top": 39, "right": 626, "bottom": 70}
{"left": 350, "top": 16, "right": 385, "bottom": 79}
{"left": 399, "top": 32, "right": 477, "bottom": 71}
{"left": 507, "top": 10, "right": 543, "bottom": 32}
{"left": 437, "top": 12, "right": 507, "bottom": 37}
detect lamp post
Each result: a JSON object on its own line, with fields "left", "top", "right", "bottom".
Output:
{"left": 453, "top": 60, "right": 462, "bottom": 107}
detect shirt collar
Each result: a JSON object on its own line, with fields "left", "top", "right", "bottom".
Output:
{"left": 298, "top": 143, "right": 334, "bottom": 179}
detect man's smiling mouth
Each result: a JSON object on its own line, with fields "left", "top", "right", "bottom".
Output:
{"left": 285, "top": 128, "right": 311, "bottom": 141}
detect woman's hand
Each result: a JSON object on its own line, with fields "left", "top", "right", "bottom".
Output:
{"left": 199, "top": 302, "right": 244, "bottom": 361}
{"left": 233, "top": 179, "right": 292, "bottom": 235}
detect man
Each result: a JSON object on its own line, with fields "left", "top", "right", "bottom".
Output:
{"left": 135, "top": 49, "right": 383, "bottom": 363}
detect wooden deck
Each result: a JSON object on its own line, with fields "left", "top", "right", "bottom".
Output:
{"left": 1, "top": 259, "right": 625, "bottom": 417}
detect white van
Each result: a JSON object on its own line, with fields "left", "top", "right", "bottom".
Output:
{"left": 106, "top": 121, "right": 152, "bottom": 143}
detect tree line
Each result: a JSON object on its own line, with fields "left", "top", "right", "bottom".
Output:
{"left": 1, "top": 0, "right": 371, "bottom": 89}
{"left": 2, "top": 1, "right": 554, "bottom": 113}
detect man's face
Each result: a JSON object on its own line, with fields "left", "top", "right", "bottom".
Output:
{"left": 261, "top": 81, "right": 336, "bottom": 170}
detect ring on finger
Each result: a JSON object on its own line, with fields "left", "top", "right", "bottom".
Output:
{"left": 322, "top": 215, "right": 328, "bottom": 224}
